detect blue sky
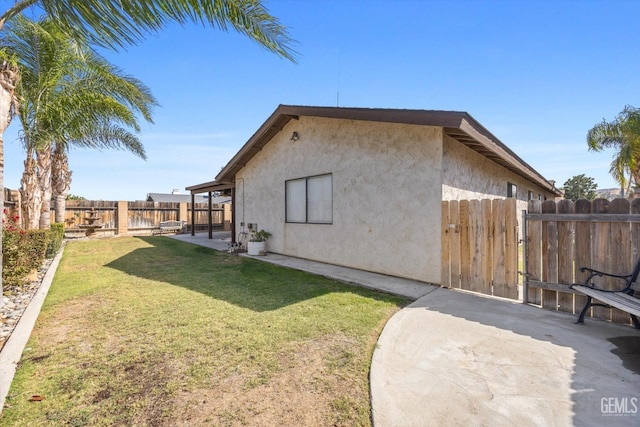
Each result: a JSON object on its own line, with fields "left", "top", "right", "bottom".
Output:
{"left": 2, "top": 0, "right": 639, "bottom": 200}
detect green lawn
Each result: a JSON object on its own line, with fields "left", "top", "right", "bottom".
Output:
{"left": 1, "top": 236, "right": 406, "bottom": 426}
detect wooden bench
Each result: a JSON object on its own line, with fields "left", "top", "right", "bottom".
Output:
{"left": 153, "top": 220, "right": 186, "bottom": 234}
{"left": 570, "top": 259, "right": 640, "bottom": 329}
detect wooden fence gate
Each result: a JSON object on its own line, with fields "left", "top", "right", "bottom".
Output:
{"left": 523, "top": 198, "right": 640, "bottom": 326}
{"left": 442, "top": 197, "right": 639, "bottom": 326}
{"left": 441, "top": 198, "right": 519, "bottom": 299}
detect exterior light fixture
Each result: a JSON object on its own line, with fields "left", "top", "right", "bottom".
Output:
{"left": 290, "top": 131, "right": 299, "bottom": 142}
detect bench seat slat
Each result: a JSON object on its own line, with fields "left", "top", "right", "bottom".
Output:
{"left": 572, "top": 285, "right": 640, "bottom": 317}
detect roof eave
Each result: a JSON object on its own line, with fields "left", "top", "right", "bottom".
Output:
{"left": 194, "top": 105, "right": 560, "bottom": 197}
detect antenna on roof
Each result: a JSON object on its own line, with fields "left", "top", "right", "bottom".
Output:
{"left": 336, "top": 49, "right": 341, "bottom": 107}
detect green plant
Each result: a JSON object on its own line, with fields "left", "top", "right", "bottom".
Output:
{"left": 46, "top": 223, "right": 65, "bottom": 258}
{"left": 249, "top": 229, "right": 271, "bottom": 242}
{"left": 2, "top": 214, "right": 29, "bottom": 288}
{"left": 2, "top": 211, "right": 49, "bottom": 289}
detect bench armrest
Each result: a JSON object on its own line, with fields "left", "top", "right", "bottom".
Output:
{"left": 579, "top": 266, "right": 633, "bottom": 280}
{"left": 571, "top": 267, "right": 634, "bottom": 293}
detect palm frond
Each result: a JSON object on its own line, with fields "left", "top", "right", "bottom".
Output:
{"left": 588, "top": 105, "right": 640, "bottom": 188}
{"left": 5, "top": 15, "right": 156, "bottom": 159}
{"left": 35, "top": 0, "right": 298, "bottom": 61}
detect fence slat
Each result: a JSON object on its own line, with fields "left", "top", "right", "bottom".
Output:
{"left": 504, "top": 198, "right": 518, "bottom": 299}
{"left": 468, "top": 200, "right": 482, "bottom": 293}
{"left": 610, "top": 198, "right": 632, "bottom": 324}
{"left": 557, "top": 200, "right": 575, "bottom": 313}
{"left": 459, "top": 200, "right": 471, "bottom": 292}
{"left": 542, "top": 200, "right": 558, "bottom": 310}
{"left": 449, "top": 200, "right": 461, "bottom": 289}
{"left": 573, "top": 199, "right": 591, "bottom": 316}
{"left": 480, "top": 199, "right": 493, "bottom": 295}
{"left": 527, "top": 200, "right": 542, "bottom": 304}
{"left": 492, "top": 199, "right": 507, "bottom": 297}
{"left": 591, "top": 199, "right": 612, "bottom": 321}
{"left": 441, "top": 201, "right": 451, "bottom": 288}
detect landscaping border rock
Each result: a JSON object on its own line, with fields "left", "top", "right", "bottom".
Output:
{"left": 0, "top": 242, "right": 65, "bottom": 413}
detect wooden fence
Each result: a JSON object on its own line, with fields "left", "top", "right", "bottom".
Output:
{"left": 64, "top": 200, "right": 228, "bottom": 236}
{"left": 441, "top": 198, "right": 519, "bottom": 299}
{"left": 524, "top": 198, "right": 640, "bottom": 326}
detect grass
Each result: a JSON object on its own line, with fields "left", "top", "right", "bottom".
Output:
{"left": 0, "top": 236, "right": 407, "bottom": 426}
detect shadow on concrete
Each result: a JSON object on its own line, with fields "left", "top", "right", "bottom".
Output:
{"left": 400, "top": 289, "right": 640, "bottom": 426}
{"left": 105, "top": 236, "right": 407, "bottom": 313}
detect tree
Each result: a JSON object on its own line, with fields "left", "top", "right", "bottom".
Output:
{"left": 562, "top": 174, "right": 598, "bottom": 201}
{"left": 587, "top": 105, "right": 640, "bottom": 192}
{"left": 0, "top": 0, "right": 296, "bottom": 303}
{"left": 4, "top": 16, "right": 157, "bottom": 229}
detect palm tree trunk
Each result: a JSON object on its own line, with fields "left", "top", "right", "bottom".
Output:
{"left": 20, "top": 147, "right": 41, "bottom": 229}
{"left": 52, "top": 142, "right": 71, "bottom": 224}
{"left": 37, "top": 145, "right": 52, "bottom": 229}
{"left": 0, "top": 60, "right": 20, "bottom": 306}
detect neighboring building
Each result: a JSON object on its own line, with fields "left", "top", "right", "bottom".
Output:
{"left": 187, "top": 105, "right": 559, "bottom": 284}
{"left": 146, "top": 192, "right": 230, "bottom": 205}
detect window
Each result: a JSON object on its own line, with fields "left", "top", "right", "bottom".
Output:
{"left": 507, "top": 182, "right": 517, "bottom": 198}
{"left": 286, "top": 174, "right": 332, "bottom": 224}
{"left": 528, "top": 191, "right": 534, "bottom": 201}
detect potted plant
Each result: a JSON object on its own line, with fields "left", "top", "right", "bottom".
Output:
{"left": 247, "top": 229, "right": 271, "bottom": 256}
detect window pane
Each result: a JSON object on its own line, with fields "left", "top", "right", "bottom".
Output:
{"left": 286, "top": 179, "right": 306, "bottom": 222}
{"left": 307, "top": 175, "right": 332, "bottom": 223}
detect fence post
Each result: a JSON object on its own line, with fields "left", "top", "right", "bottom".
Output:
{"left": 178, "top": 202, "right": 188, "bottom": 223}
{"left": 116, "top": 201, "right": 128, "bottom": 235}
{"left": 522, "top": 209, "right": 528, "bottom": 303}
{"left": 224, "top": 203, "right": 232, "bottom": 231}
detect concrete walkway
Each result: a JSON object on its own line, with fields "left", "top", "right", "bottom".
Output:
{"left": 174, "top": 232, "right": 640, "bottom": 426}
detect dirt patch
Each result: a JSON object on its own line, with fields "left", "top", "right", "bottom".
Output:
{"left": 36, "top": 297, "right": 104, "bottom": 347}
{"left": 169, "top": 334, "right": 368, "bottom": 426}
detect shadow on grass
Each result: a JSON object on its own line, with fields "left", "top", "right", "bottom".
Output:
{"left": 105, "top": 236, "right": 407, "bottom": 312}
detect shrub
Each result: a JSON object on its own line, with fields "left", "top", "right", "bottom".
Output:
{"left": 46, "top": 223, "right": 65, "bottom": 258}
{"left": 2, "top": 211, "right": 51, "bottom": 289}
{"left": 23, "top": 229, "right": 50, "bottom": 271}
{"left": 3, "top": 226, "right": 29, "bottom": 288}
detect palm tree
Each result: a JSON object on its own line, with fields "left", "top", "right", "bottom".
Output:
{"left": 5, "top": 16, "right": 157, "bottom": 229}
{"left": 587, "top": 106, "right": 640, "bottom": 193}
{"left": 0, "top": 0, "right": 296, "bottom": 302}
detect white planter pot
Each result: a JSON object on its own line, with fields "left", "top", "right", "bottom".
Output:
{"left": 247, "top": 241, "right": 266, "bottom": 256}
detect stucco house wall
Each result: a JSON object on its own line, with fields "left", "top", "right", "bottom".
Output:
{"left": 236, "top": 116, "right": 444, "bottom": 282}
{"left": 442, "top": 135, "right": 556, "bottom": 214}
{"left": 187, "top": 105, "right": 560, "bottom": 286}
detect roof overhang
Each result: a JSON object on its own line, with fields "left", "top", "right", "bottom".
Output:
{"left": 186, "top": 180, "right": 235, "bottom": 194}
{"left": 187, "top": 105, "right": 561, "bottom": 196}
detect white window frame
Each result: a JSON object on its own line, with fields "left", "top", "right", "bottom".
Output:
{"left": 285, "top": 174, "right": 333, "bottom": 224}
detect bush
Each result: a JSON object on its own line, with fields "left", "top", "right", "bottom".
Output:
{"left": 3, "top": 227, "right": 30, "bottom": 288}
{"left": 46, "top": 222, "right": 65, "bottom": 258}
{"left": 2, "top": 211, "right": 52, "bottom": 290}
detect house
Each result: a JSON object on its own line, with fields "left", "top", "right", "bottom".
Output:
{"left": 187, "top": 105, "right": 559, "bottom": 284}
{"left": 146, "top": 192, "right": 231, "bottom": 205}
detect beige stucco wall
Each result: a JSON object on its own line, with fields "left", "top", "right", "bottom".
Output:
{"left": 442, "top": 134, "right": 555, "bottom": 215}
{"left": 235, "top": 116, "right": 443, "bottom": 283}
